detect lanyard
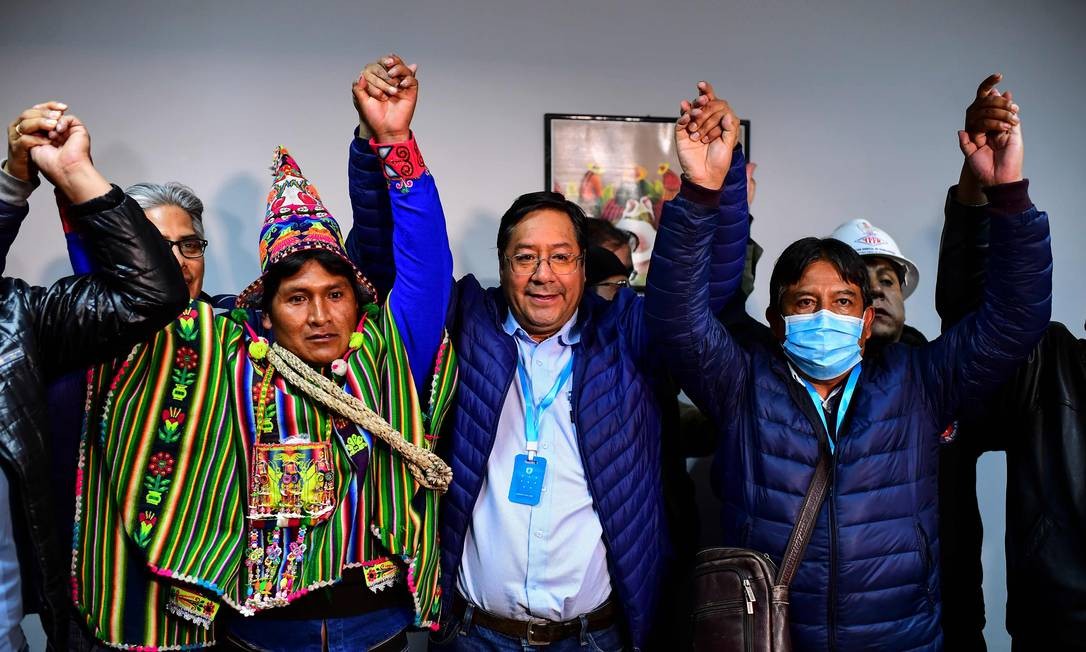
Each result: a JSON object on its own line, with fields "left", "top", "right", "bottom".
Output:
{"left": 516, "top": 353, "right": 574, "bottom": 461}
{"left": 800, "top": 363, "right": 861, "bottom": 455}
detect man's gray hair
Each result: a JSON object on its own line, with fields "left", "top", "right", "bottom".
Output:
{"left": 124, "top": 182, "right": 205, "bottom": 238}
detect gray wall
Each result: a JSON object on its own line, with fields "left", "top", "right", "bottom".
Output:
{"left": 5, "top": 1, "right": 1084, "bottom": 649}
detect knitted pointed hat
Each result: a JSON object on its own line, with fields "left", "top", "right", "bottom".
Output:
{"left": 235, "top": 147, "right": 376, "bottom": 308}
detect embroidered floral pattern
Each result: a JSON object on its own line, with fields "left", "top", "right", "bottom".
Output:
{"left": 175, "top": 347, "right": 199, "bottom": 370}
{"left": 132, "top": 303, "right": 203, "bottom": 548}
{"left": 176, "top": 307, "right": 199, "bottom": 342}
{"left": 134, "top": 511, "right": 158, "bottom": 548}
{"left": 148, "top": 452, "right": 175, "bottom": 477}
{"left": 245, "top": 525, "right": 308, "bottom": 607}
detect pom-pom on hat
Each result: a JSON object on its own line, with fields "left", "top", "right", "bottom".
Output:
{"left": 235, "top": 146, "right": 377, "bottom": 308}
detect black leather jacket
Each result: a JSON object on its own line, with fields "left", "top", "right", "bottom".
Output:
{"left": 937, "top": 182, "right": 1084, "bottom": 649}
{"left": 0, "top": 186, "right": 187, "bottom": 650}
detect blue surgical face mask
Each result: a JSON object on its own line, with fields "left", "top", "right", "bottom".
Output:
{"left": 782, "top": 309, "right": 865, "bottom": 380}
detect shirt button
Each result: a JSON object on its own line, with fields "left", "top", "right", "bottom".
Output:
{"left": 535, "top": 530, "right": 544, "bottom": 538}
{"left": 536, "top": 360, "right": 543, "bottom": 367}
{"left": 542, "top": 443, "right": 550, "bottom": 450}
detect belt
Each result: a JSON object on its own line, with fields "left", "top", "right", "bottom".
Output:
{"left": 452, "top": 594, "right": 616, "bottom": 646}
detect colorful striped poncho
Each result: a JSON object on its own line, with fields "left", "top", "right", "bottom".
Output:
{"left": 71, "top": 298, "right": 457, "bottom": 649}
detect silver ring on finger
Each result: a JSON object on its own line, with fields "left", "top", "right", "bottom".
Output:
{"left": 14, "top": 123, "right": 23, "bottom": 136}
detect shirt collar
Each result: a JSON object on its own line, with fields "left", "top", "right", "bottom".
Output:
{"left": 787, "top": 361, "right": 846, "bottom": 406}
{"left": 503, "top": 310, "right": 581, "bottom": 346}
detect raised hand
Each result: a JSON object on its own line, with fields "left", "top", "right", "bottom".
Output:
{"left": 5, "top": 101, "right": 68, "bottom": 182}
{"left": 351, "top": 53, "right": 418, "bottom": 143}
{"left": 682, "top": 81, "right": 734, "bottom": 144}
{"left": 958, "top": 73, "right": 1022, "bottom": 187}
{"left": 29, "top": 113, "right": 110, "bottom": 204}
{"left": 675, "top": 81, "right": 738, "bottom": 190}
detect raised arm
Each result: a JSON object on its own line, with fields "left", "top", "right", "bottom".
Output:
{"left": 921, "top": 75, "right": 1051, "bottom": 424}
{"left": 935, "top": 74, "right": 1018, "bottom": 330}
{"left": 2, "top": 102, "right": 100, "bottom": 276}
{"left": 645, "top": 84, "right": 750, "bottom": 423}
{"left": 24, "top": 112, "right": 188, "bottom": 376}
{"left": 708, "top": 145, "right": 751, "bottom": 315}
{"left": 0, "top": 102, "right": 70, "bottom": 272}
{"left": 346, "top": 65, "right": 395, "bottom": 298}
{"left": 685, "top": 82, "right": 755, "bottom": 316}
{"left": 353, "top": 55, "right": 453, "bottom": 394}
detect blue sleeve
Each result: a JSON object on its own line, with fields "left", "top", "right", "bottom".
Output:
{"left": 345, "top": 132, "right": 396, "bottom": 299}
{"left": 708, "top": 145, "right": 751, "bottom": 315}
{"left": 0, "top": 199, "right": 28, "bottom": 274}
{"left": 918, "top": 180, "right": 1052, "bottom": 427}
{"left": 0, "top": 173, "right": 97, "bottom": 275}
{"left": 377, "top": 146, "right": 454, "bottom": 397}
{"left": 645, "top": 181, "right": 751, "bottom": 425}
{"left": 65, "top": 232, "right": 94, "bottom": 274}
{"left": 57, "top": 189, "right": 96, "bottom": 274}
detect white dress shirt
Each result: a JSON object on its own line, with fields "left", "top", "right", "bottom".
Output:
{"left": 458, "top": 311, "right": 613, "bottom": 621}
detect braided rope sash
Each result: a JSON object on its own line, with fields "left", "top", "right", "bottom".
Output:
{"left": 266, "top": 343, "right": 452, "bottom": 493}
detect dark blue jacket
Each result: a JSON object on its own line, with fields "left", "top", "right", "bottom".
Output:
{"left": 646, "top": 180, "right": 1052, "bottom": 650}
{"left": 444, "top": 280, "right": 664, "bottom": 648}
{"left": 346, "top": 140, "right": 751, "bottom": 648}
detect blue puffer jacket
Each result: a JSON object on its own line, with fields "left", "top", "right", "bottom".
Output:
{"left": 646, "top": 181, "right": 1052, "bottom": 650}
{"left": 344, "top": 137, "right": 751, "bottom": 648}
{"left": 444, "top": 280, "right": 663, "bottom": 648}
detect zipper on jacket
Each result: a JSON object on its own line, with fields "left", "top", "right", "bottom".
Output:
{"left": 827, "top": 460, "right": 838, "bottom": 650}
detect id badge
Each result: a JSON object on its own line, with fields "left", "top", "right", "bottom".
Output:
{"left": 508, "top": 454, "right": 547, "bottom": 506}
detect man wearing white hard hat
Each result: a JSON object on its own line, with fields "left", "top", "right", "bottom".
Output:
{"left": 830, "top": 218, "right": 927, "bottom": 346}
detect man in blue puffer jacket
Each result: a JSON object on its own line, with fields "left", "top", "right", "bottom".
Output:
{"left": 348, "top": 58, "right": 749, "bottom": 649}
{"left": 646, "top": 78, "right": 1052, "bottom": 650}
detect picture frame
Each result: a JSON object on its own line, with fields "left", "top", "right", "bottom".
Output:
{"left": 545, "top": 113, "right": 750, "bottom": 288}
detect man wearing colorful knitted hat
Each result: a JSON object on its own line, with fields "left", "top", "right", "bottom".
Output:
{"left": 69, "top": 64, "right": 456, "bottom": 651}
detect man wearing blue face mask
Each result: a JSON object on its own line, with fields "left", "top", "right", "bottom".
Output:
{"left": 645, "top": 75, "right": 1053, "bottom": 650}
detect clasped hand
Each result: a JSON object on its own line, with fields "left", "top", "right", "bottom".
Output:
{"left": 674, "top": 81, "right": 739, "bottom": 191}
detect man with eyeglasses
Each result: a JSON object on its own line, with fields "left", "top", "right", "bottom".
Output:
{"left": 55, "top": 181, "right": 211, "bottom": 302}
{"left": 0, "top": 103, "right": 189, "bottom": 651}
{"left": 439, "top": 191, "right": 656, "bottom": 650}
{"left": 347, "top": 55, "right": 750, "bottom": 650}
{"left": 584, "top": 219, "right": 635, "bottom": 300}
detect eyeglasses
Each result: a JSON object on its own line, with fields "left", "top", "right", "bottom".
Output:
{"left": 163, "top": 237, "right": 209, "bottom": 259}
{"left": 592, "top": 279, "right": 630, "bottom": 290}
{"left": 503, "top": 252, "right": 583, "bottom": 276}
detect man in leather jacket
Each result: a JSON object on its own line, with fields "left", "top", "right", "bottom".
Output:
{"left": 0, "top": 106, "right": 188, "bottom": 650}
{"left": 937, "top": 74, "right": 1085, "bottom": 651}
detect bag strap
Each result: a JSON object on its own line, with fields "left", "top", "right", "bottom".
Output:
{"left": 774, "top": 450, "right": 831, "bottom": 588}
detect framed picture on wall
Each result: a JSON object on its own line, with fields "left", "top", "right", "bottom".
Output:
{"left": 544, "top": 113, "right": 750, "bottom": 288}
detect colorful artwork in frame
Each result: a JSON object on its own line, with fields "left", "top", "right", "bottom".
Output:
{"left": 545, "top": 113, "right": 749, "bottom": 288}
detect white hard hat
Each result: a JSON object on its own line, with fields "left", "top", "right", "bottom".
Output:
{"left": 829, "top": 219, "right": 920, "bottom": 299}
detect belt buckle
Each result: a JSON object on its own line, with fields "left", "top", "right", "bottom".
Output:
{"left": 525, "top": 618, "right": 551, "bottom": 646}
